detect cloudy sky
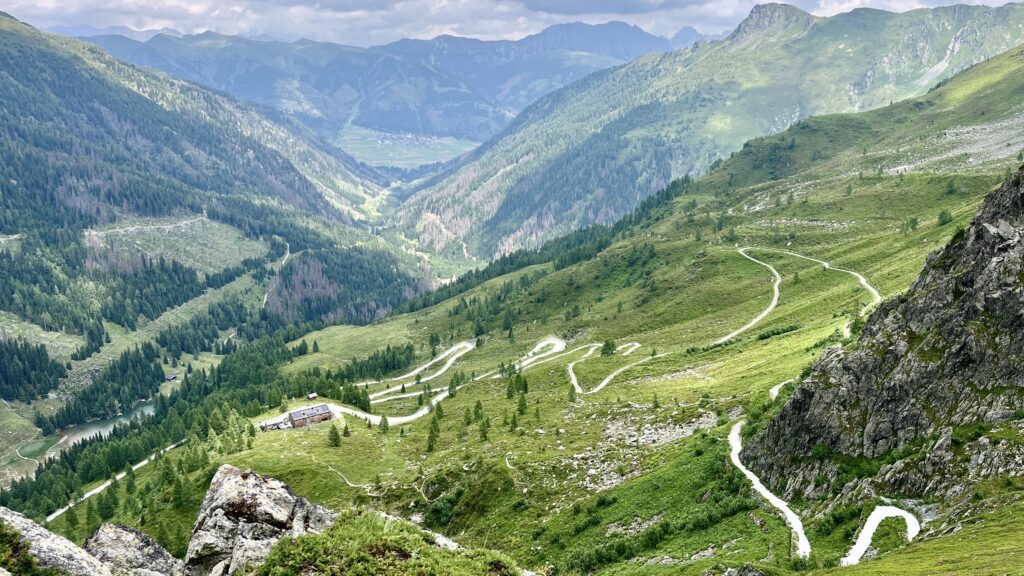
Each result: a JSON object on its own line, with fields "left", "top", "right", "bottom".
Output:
{"left": 3, "top": 0, "right": 1014, "bottom": 46}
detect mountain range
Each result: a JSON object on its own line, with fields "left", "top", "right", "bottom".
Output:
{"left": 76, "top": 21, "right": 689, "bottom": 151}
{"left": 0, "top": 12, "right": 382, "bottom": 232}
{"left": 397, "top": 2, "right": 1024, "bottom": 257}
{"left": 6, "top": 3, "right": 1024, "bottom": 575}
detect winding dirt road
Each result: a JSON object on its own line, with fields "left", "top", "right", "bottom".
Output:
{"left": 759, "top": 248, "right": 881, "bottom": 336}
{"left": 262, "top": 240, "right": 291, "bottom": 309}
{"left": 369, "top": 342, "right": 475, "bottom": 401}
{"left": 715, "top": 248, "right": 783, "bottom": 345}
{"left": 729, "top": 421, "right": 811, "bottom": 559}
{"left": 840, "top": 505, "right": 920, "bottom": 566}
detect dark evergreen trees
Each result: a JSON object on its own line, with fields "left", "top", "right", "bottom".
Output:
{"left": 0, "top": 338, "right": 66, "bottom": 401}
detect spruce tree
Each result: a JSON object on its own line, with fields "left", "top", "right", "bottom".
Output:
{"left": 426, "top": 427, "right": 437, "bottom": 452}
{"left": 328, "top": 424, "right": 342, "bottom": 447}
{"left": 342, "top": 422, "right": 351, "bottom": 437}
{"left": 379, "top": 416, "right": 390, "bottom": 434}
{"left": 517, "top": 393, "right": 527, "bottom": 415}
{"left": 65, "top": 507, "right": 79, "bottom": 532}
{"left": 85, "top": 500, "right": 99, "bottom": 531}
{"left": 601, "top": 339, "right": 616, "bottom": 356}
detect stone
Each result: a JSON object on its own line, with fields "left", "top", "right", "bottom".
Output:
{"left": 0, "top": 506, "right": 112, "bottom": 576}
{"left": 183, "top": 465, "right": 335, "bottom": 576}
{"left": 85, "top": 523, "right": 183, "bottom": 576}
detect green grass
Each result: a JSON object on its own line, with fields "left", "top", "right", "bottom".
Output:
{"left": 46, "top": 144, "right": 1006, "bottom": 573}
{"left": 241, "top": 83, "right": 1024, "bottom": 571}
{"left": 814, "top": 500, "right": 1024, "bottom": 575}
{"left": 258, "top": 509, "right": 519, "bottom": 575}
{"left": 0, "top": 311, "right": 85, "bottom": 360}
{"left": 26, "top": 30, "right": 1024, "bottom": 574}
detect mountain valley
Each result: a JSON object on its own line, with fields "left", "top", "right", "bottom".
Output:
{"left": 3, "top": 2, "right": 1024, "bottom": 575}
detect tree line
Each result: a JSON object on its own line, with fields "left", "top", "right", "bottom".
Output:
{"left": 0, "top": 338, "right": 66, "bottom": 401}
{"left": 39, "top": 343, "right": 164, "bottom": 433}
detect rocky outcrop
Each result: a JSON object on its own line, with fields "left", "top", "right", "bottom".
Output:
{"left": 746, "top": 167, "right": 1024, "bottom": 499}
{"left": 1, "top": 465, "right": 501, "bottom": 576}
{"left": 729, "top": 3, "right": 816, "bottom": 44}
{"left": 0, "top": 507, "right": 112, "bottom": 576}
{"left": 183, "top": 465, "right": 335, "bottom": 576}
{"left": 85, "top": 523, "right": 183, "bottom": 576}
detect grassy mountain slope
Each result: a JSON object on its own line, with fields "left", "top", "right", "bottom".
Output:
{"left": 0, "top": 13, "right": 425, "bottom": 485}
{"left": 398, "top": 2, "right": 1024, "bottom": 258}
{"left": 41, "top": 36, "right": 1024, "bottom": 575}
{"left": 0, "top": 14, "right": 384, "bottom": 229}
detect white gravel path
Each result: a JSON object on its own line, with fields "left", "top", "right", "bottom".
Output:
{"left": 475, "top": 336, "right": 567, "bottom": 380}
{"left": 769, "top": 379, "right": 793, "bottom": 400}
{"left": 840, "top": 505, "right": 920, "bottom": 566}
{"left": 584, "top": 353, "right": 669, "bottom": 395}
{"left": 567, "top": 344, "right": 602, "bottom": 392}
{"left": 615, "top": 342, "right": 642, "bottom": 356}
{"left": 715, "top": 248, "right": 782, "bottom": 344}
{"left": 369, "top": 341, "right": 475, "bottom": 400}
{"left": 729, "top": 421, "right": 811, "bottom": 559}
{"left": 756, "top": 248, "right": 881, "bottom": 336}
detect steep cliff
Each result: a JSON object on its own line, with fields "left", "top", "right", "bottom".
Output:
{"left": 745, "top": 167, "right": 1024, "bottom": 500}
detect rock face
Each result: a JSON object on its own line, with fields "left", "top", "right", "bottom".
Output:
{"left": 0, "top": 507, "right": 113, "bottom": 576}
{"left": 85, "top": 523, "right": 183, "bottom": 576}
{"left": 183, "top": 465, "right": 336, "bottom": 576}
{"left": 745, "top": 167, "right": 1024, "bottom": 499}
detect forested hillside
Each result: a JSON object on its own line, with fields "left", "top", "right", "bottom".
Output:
{"left": 0, "top": 12, "right": 428, "bottom": 464}
{"left": 0, "top": 15, "right": 384, "bottom": 232}
{"left": 8, "top": 4, "right": 1024, "bottom": 576}
{"left": 264, "top": 248, "right": 425, "bottom": 325}
{"left": 398, "top": 2, "right": 1024, "bottom": 257}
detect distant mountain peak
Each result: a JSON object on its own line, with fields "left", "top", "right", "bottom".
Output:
{"left": 46, "top": 24, "right": 182, "bottom": 42}
{"left": 518, "top": 20, "right": 671, "bottom": 60}
{"left": 731, "top": 3, "right": 815, "bottom": 43}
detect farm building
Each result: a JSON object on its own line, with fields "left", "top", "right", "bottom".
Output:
{"left": 288, "top": 404, "right": 333, "bottom": 428}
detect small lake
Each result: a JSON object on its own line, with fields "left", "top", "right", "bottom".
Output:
{"left": 45, "top": 401, "right": 156, "bottom": 458}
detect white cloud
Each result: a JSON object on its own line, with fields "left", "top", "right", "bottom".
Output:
{"left": 1, "top": 0, "right": 1014, "bottom": 46}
